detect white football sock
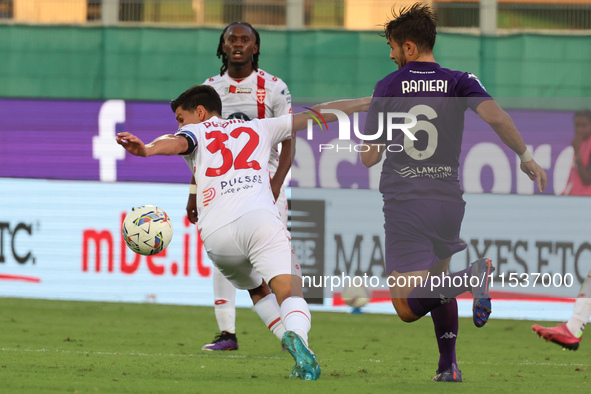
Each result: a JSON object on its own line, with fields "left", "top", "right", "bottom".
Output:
{"left": 253, "top": 293, "right": 286, "bottom": 341}
{"left": 280, "top": 296, "right": 312, "bottom": 346}
{"left": 567, "top": 272, "right": 591, "bottom": 338}
{"left": 213, "top": 267, "right": 237, "bottom": 334}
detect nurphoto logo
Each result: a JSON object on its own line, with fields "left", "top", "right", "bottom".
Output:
{"left": 305, "top": 108, "right": 418, "bottom": 153}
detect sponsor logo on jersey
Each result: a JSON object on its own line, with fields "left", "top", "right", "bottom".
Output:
{"left": 256, "top": 88, "right": 266, "bottom": 104}
{"left": 468, "top": 73, "right": 487, "bottom": 91}
{"left": 227, "top": 112, "right": 251, "bottom": 121}
{"left": 225, "top": 85, "right": 252, "bottom": 94}
{"left": 220, "top": 175, "right": 264, "bottom": 190}
{"left": 203, "top": 187, "right": 216, "bottom": 206}
{"left": 394, "top": 166, "right": 453, "bottom": 179}
{"left": 282, "top": 88, "right": 292, "bottom": 104}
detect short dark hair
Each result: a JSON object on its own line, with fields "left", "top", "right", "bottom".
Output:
{"left": 575, "top": 109, "right": 591, "bottom": 123}
{"left": 217, "top": 22, "right": 261, "bottom": 76}
{"left": 382, "top": 3, "right": 437, "bottom": 52}
{"left": 170, "top": 85, "right": 222, "bottom": 115}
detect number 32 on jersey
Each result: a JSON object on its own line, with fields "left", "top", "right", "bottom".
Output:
{"left": 205, "top": 126, "right": 261, "bottom": 177}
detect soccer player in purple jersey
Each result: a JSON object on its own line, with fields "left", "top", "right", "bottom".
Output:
{"left": 360, "top": 3, "right": 547, "bottom": 382}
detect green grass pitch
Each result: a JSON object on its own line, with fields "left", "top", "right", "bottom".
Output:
{"left": 1, "top": 298, "right": 589, "bottom": 393}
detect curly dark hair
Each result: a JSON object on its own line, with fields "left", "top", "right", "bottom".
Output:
{"left": 382, "top": 3, "right": 438, "bottom": 52}
{"left": 217, "top": 22, "right": 261, "bottom": 76}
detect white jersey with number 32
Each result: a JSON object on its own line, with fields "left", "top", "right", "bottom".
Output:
{"left": 176, "top": 115, "right": 292, "bottom": 240}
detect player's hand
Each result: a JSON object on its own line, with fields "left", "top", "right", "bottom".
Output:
{"left": 116, "top": 132, "right": 148, "bottom": 157}
{"left": 270, "top": 176, "right": 281, "bottom": 201}
{"left": 186, "top": 193, "right": 198, "bottom": 224}
{"left": 520, "top": 159, "right": 547, "bottom": 193}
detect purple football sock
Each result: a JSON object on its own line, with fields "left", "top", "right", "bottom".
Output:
{"left": 431, "top": 298, "right": 458, "bottom": 372}
{"left": 407, "top": 265, "right": 472, "bottom": 317}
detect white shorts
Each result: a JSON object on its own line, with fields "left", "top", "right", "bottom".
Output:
{"left": 203, "top": 209, "right": 301, "bottom": 290}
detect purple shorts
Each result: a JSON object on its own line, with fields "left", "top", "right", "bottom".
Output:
{"left": 383, "top": 199, "right": 467, "bottom": 274}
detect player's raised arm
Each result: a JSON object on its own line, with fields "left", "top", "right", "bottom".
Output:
{"left": 475, "top": 100, "right": 548, "bottom": 192}
{"left": 292, "top": 97, "right": 371, "bottom": 132}
{"left": 116, "top": 132, "right": 189, "bottom": 157}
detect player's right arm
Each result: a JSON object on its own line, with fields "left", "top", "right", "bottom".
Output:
{"left": 116, "top": 132, "right": 189, "bottom": 157}
{"left": 475, "top": 100, "right": 548, "bottom": 192}
{"left": 292, "top": 97, "right": 371, "bottom": 133}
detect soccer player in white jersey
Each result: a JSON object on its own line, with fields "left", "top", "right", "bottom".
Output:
{"left": 116, "top": 84, "right": 369, "bottom": 380}
{"left": 187, "top": 22, "right": 293, "bottom": 351}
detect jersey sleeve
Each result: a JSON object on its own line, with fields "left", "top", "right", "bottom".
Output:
{"left": 260, "top": 115, "right": 293, "bottom": 146}
{"left": 271, "top": 80, "right": 292, "bottom": 116}
{"left": 174, "top": 125, "right": 199, "bottom": 155}
{"left": 458, "top": 72, "right": 493, "bottom": 111}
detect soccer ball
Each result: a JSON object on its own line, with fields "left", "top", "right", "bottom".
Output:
{"left": 341, "top": 284, "right": 370, "bottom": 309}
{"left": 122, "top": 205, "right": 173, "bottom": 256}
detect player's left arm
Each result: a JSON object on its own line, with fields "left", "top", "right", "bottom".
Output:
{"left": 475, "top": 100, "right": 547, "bottom": 192}
{"left": 116, "top": 132, "right": 189, "bottom": 157}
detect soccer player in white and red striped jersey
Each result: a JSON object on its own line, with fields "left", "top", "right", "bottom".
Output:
{"left": 187, "top": 22, "right": 293, "bottom": 351}
{"left": 116, "top": 84, "right": 370, "bottom": 380}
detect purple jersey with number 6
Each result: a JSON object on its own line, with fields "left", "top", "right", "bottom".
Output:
{"left": 364, "top": 61, "right": 491, "bottom": 203}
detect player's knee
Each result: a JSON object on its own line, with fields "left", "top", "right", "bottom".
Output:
{"left": 397, "top": 311, "right": 419, "bottom": 323}
{"left": 391, "top": 299, "right": 419, "bottom": 323}
{"left": 248, "top": 282, "right": 272, "bottom": 303}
